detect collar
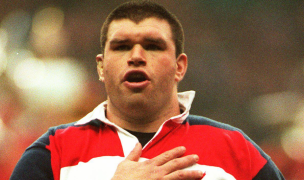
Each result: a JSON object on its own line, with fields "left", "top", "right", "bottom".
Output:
{"left": 75, "top": 90, "right": 195, "bottom": 126}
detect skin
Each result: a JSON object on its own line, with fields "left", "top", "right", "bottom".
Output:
{"left": 96, "top": 18, "right": 203, "bottom": 180}
{"left": 97, "top": 18, "right": 187, "bottom": 132}
{"left": 112, "top": 143, "right": 204, "bottom": 180}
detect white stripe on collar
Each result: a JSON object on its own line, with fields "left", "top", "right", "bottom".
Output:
{"left": 75, "top": 90, "right": 195, "bottom": 126}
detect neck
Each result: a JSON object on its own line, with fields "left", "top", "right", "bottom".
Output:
{"left": 106, "top": 94, "right": 181, "bottom": 133}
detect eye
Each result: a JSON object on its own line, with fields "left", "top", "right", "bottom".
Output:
{"left": 114, "top": 45, "right": 131, "bottom": 51}
{"left": 144, "top": 44, "right": 163, "bottom": 51}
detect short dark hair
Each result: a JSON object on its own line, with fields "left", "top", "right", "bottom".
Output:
{"left": 100, "top": 1, "right": 184, "bottom": 57}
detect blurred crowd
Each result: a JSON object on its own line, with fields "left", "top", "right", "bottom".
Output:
{"left": 0, "top": 0, "right": 304, "bottom": 179}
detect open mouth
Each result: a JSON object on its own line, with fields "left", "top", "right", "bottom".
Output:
{"left": 124, "top": 71, "right": 149, "bottom": 83}
{"left": 126, "top": 73, "right": 147, "bottom": 82}
{"left": 123, "top": 70, "right": 151, "bottom": 89}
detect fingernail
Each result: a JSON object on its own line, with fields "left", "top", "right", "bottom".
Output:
{"left": 180, "top": 146, "right": 186, "bottom": 151}
{"left": 193, "top": 155, "right": 199, "bottom": 161}
{"left": 197, "top": 171, "right": 205, "bottom": 178}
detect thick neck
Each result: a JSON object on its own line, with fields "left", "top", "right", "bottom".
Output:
{"left": 106, "top": 94, "right": 181, "bottom": 132}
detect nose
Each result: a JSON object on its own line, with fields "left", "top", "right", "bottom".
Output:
{"left": 127, "top": 44, "right": 146, "bottom": 66}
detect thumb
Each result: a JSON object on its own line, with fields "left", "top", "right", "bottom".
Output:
{"left": 126, "top": 143, "right": 142, "bottom": 161}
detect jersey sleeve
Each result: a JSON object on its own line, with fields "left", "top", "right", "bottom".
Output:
{"left": 186, "top": 115, "right": 285, "bottom": 179}
{"left": 252, "top": 157, "right": 285, "bottom": 179}
{"left": 242, "top": 131, "right": 285, "bottom": 180}
{"left": 10, "top": 130, "right": 54, "bottom": 180}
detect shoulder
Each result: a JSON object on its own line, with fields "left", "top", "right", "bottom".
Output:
{"left": 185, "top": 115, "right": 285, "bottom": 179}
{"left": 48, "top": 122, "right": 77, "bottom": 134}
{"left": 29, "top": 119, "right": 102, "bottom": 149}
{"left": 185, "top": 114, "right": 269, "bottom": 158}
{"left": 185, "top": 114, "right": 246, "bottom": 140}
{"left": 47, "top": 119, "right": 103, "bottom": 135}
{"left": 186, "top": 114, "right": 254, "bottom": 142}
{"left": 186, "top": 114, "right": 240, "bottom": 132}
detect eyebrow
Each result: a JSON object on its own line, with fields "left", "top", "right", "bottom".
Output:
{"left": 109, "top": 37, "right": 167, "bottom": 45}
{"left": 109, "top": 38, "right": 130, "bottom": 45}
{"left": 144, "top": 37, "right": 166, "bottom": 45}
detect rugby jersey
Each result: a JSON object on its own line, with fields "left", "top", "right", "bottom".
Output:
{"left": 10, "top": 91, "right": 284, "bottom": 180}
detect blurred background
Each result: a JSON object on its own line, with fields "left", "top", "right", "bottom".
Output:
{"left": 0, "top": 0, "right": 304, "bottom": 179}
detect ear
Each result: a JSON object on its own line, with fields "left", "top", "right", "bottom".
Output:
{"left": 96, "top": 54, "right": 105, "bottom": 82}
{"left": 175, "top": 53, "right": 188, "bottom": 83}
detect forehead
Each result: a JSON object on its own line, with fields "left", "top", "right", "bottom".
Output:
{"left": 106, "top": 17, "right": 173, "bottom": 43}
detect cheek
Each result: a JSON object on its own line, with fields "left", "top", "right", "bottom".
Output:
{"left": 153, "top": 60, "right": 177, "bottom": 83}
{"left": 102, "top": 62, "right": 119, "bottom": 85}
{"left": 103, "top": 57, "right": 122, "bottom": 76}
{"left": 103, "top": 69, "right": 118, "bottom": 94}
{"left": 104, "top": 67, "right": 118, "bottom": 84}
{"left": 157, "top": 57, "right": 176, "bottom": 75}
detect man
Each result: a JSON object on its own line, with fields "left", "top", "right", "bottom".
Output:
{"left": 11, "top": 1, "right": 284, "bottom": 180}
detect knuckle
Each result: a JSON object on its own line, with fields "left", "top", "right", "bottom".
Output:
{"left": 176, "top": 170, "right": 186, "bottom": 179}
{"left": 163, "top": 152, "right": 171, "bottom": 160}
{"left": 144, "top": 158, "right": 154, "bottom": 165}
{"left": 151, "top": 168, "right": 164, "bottom": 180}
{"left": 184, "top": 155, "right": 196, "bottom": 164}
{"left": 171, "top": 158, "right": 182, "bottom": 166}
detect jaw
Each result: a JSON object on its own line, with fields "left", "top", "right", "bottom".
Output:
{"left": 106, "top": 89, "right": 180, "bottom": 132}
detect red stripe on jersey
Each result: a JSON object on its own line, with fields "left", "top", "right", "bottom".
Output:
{"left": 46, "top": 124, "right": 124, "bottom": 180}
{"left": 142, "top": 121, "right": 267, "bottom": 180}
{"left": 45, "top": 119, "right": 267, "bottom": 180}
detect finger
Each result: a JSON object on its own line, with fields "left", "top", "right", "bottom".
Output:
{"left": 162, "top": 154, "right": 199, "bottom": 173}
{"left": 149, "top": 146, "right": 186, "bottom": 166}
{"left": 126, "top": 143, "right": 142, "bottom": 161}
{"left": 164, "top": 169, "right": 205, "bottom": 180}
